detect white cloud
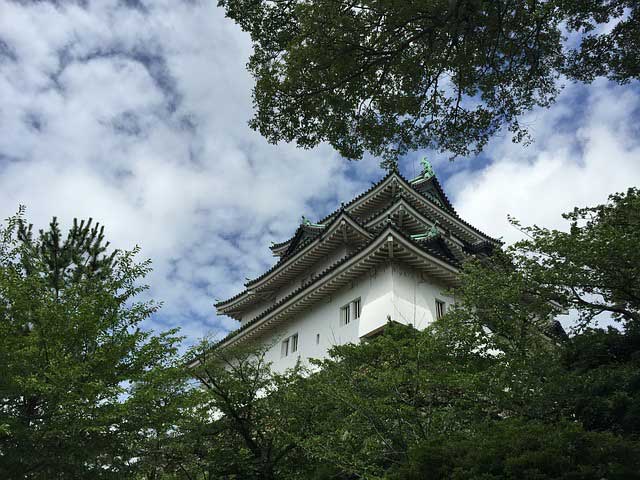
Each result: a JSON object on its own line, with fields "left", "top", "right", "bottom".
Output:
{"left": 448, "top": 81, "right": 640, "bottom": 244}
{"left": 0, "top": 0, "right": 638, "bottom": 343}
{"left": 0, "top": 0, "right": 377, "bottom": 343}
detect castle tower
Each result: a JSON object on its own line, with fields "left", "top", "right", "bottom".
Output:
{"left": 214, "top": 163, "right": 500, "bottom": 371}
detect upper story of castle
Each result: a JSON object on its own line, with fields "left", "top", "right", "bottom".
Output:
{"left": 213, "top": 161, "right": 501, "bottom": 350}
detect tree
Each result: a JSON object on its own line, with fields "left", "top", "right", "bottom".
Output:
{"left": 175, "top": 340, "right": 311, "bottom": 480}
{"left": 217, "top": 0, "right": 638, "bottom": 166}
{"left": 509, "top": 187, "right": 640, "bottom": 327}
{"left": 394, "top": 418, "right": 640, "bottom": 480}
{"left": 0, "top": 210, "right": 184, "bottom": 479}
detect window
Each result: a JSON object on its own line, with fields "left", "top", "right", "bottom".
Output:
{"left": 435, "top": 299, "right": 446, "bottom": 320}
{"left": 341, "top": 298, "right": 361, "bottom": 325}
{"left": 281, "top": 338, "right": 289, "bottom": 357}
{"left": 353, "top": 298, "right": 361, "bottom": 319}
{"left": 281, "top": 333, "right": 299, "bottom": 357}
{"left": 340, "top": 304, "right": 351, "bottom": 326}
{"left": 316, "top": 333, "right": 320, "bottom": 345}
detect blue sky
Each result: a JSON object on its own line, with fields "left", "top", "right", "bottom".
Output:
{"left": 1, "top": 0, "right": 639, "bottom": 342}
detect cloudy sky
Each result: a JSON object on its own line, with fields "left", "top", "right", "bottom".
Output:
{"left": 1, "top": 0, "right": 639, "bottom": 342}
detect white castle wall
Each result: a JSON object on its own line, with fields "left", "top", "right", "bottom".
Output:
{"left": 387, "top": 262, "right": 454, "bottom": 331}
{"left": 251, "top": 261, "right": 455, "bottom": 373}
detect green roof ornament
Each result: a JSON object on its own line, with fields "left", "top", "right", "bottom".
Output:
{"left": 420, "top": 157, "right": 435, "bottom": 180}
{"left": 301, "top": 216, "right": 325, "bottom": 228}
{"left": 410, "top": 222, "right": 440, "bottom": 241}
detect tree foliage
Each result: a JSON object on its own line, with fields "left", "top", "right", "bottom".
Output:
{"left": 0, "top": 210, "right": 185, "bottom": 479}
{"left": 509, "top": 187, "right": 640, "bottom": 326}
{"left": 217, "top": 0, "right": 638, "bottom": 166}
{"left": 167, "top": 340, "right": 311, "bottom": 480}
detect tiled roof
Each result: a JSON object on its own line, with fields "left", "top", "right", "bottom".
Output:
{"left": 464, "top": 239, "right": 499, "bottom": 256}
{"left": 412, "top": 234, "right": 463, "bottom": 268}
{"left": 216, "top": 169, "right": 498, "bottom": 310}
{"left": 243, "top": 211, "right": 366, "bottom": 288}
{"left": 216, "top": 211, "right": 368, "bottom": 309}
{"left": 425, "top": 175, "right": 456, "bottom": 214}
{"left": 317, "top": 169, "right": 397, "bottom": 224}
{"left": 318, "top": 169, "right": 500, "bottom": 244}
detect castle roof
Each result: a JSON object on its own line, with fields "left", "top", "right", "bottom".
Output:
{"left": 215, "top": 168, "right": 500, "bottom": 323}
{"left": 267, "top": 170, "right": 498, "bottom": 259}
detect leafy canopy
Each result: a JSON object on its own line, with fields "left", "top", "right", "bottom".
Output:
{"left": 218, "top": 0, "right": 638, "bottom": 166}
{"left": 0, "top": 210, "right": 185, "bottom": 479}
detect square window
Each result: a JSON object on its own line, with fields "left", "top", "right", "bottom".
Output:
{"left": 435, "top": 299, "right": 446, "bottom": 320}
{"left": 340, "top": 304, "right": 351, "bottom": 325}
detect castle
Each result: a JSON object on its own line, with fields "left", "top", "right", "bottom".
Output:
{"left": 214, "top": 162, "right": 499, "bottom": 371}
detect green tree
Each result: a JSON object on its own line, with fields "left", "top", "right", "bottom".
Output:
{"left": 558, "top": 326, "right": 640, "bottom": 437}
{"left": 395, "top": 418, "right": 640, "bottom": 480}
{"left": 0, "top": 210, "right": 184, "bottom": 479}
{"left": 174, "top": 340, "right": 311, "bottom": 480}
{"left": 509, "top": 187, "right": 640, "bottom": 327}
{"left": 217, "top": 0, "right": 638, "bottom": 166}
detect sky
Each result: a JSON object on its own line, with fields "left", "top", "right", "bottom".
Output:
{"left": 1, "top": 0, "right": 639, "bottom": 342}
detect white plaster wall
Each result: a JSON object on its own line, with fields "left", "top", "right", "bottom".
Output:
{"left": 259, "top": 263, "right": 394, "bottom": 373}
{"left": 388, "top": 262, "right": 454, "bottom": 330}
{"left": 242, "top": 261, "right": 455, "bottom": 374}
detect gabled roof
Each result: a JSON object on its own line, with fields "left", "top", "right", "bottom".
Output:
{"left": 410, "top": 174, "right": 456, "bottom": 214}
{"left": 365, "top": 197, "right": 445, "bottom": 236}
{"left": 215, "top": 211, "right": 372, "bottom": 316}
{"left": 269, "top": 223, "right": 324, "bottom": 257}
{"left": 245, "top": 210, "right": 371, "bottom": 289}
{"left": 215, "top": 168, "right": 500, "bottom": 320}
{"left": 309, "top": 170, "right": 498, "bottom": 245}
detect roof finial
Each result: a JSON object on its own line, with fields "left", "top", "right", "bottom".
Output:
{"left": 301, "top": 215, "right": 325, "bottom": 228}
{"left": 420, "top": 157, "right": 435, "bottom": 179}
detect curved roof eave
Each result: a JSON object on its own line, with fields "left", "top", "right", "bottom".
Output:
{"left": 215, "top": 211, "right": 372, "bottom": 312}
